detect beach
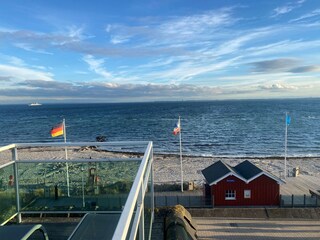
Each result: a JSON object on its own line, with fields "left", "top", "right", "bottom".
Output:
{"left": 1, "top": 147, "right": 320, "bottom": 186}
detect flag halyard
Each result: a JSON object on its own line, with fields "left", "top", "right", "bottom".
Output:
{"left": 50, "top": 122, "right": 64, "bottom": 137}
{"left": 172, "top": 116, "right": 183, "bottom": 192}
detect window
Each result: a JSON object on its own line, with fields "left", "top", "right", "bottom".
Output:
{"left": 225, "top": 190, "right": 236, "bottom": 200}
{"left": 244, "top": 190, "right": 251, "bottom": 199}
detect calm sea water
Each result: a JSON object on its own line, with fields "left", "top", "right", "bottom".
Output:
{"left": 0, "top": 99, "right": 319, "bottom": 157}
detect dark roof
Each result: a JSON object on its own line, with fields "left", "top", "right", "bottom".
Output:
{"left": 234, "top": 160, "right": 263, "bottom": 179}
{"left": 202, "top": 160, "right": 283, "bottom": 185}
{"left": 201, "top": 160, "right": 233, "bottom": 184}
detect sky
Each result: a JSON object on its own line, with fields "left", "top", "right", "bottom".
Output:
{"left": 0, "top": 0, "right": 319, "bottom": 103}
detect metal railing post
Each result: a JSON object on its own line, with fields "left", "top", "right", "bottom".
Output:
{"left": 151, "top": 150, "right": 154, "bottom": 223}
{"left": 12, "top": 147, "right": 21, "bottom": 223}
{"left": 138, "top": 182, "right": 145, "bottom": 240}
{"left": 147, "top": 150, "right": 155, "bottom": 240}
{"left": 279, "top": 194, "right": 282, "bottom": 207}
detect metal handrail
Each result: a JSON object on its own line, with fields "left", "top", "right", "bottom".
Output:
{"left": 0, "top": 141, "right": 149, "bottom": 153}
{"left": 15, "top": 158, "right": 142, "bottom": 163}
{"left": 0, "top": 161, "right": 14, "bottom": 169}
{"left": 112, "top": 141, "right": 153, "bottom": 240}
{"left": 14, "top": 141, "right": 149, "bottom": 148}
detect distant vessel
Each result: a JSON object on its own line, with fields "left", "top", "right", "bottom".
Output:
{"left": 29, "top": 102, "right": 42, "bottom": 106}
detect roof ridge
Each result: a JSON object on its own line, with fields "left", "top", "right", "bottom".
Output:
{"left": 220, "top": 159, "right": 233, "bottom": 171}
{"left": 249, "top": 161, "right": 283, "bottom": 180}
{"left": 237, "top": 160, "right": 285, "bottom": 184}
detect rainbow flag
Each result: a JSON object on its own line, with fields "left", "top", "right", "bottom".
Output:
{"left": 51, "top": 122, "right": 64, "bottom": 137}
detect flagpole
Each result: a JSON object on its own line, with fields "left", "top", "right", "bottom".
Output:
{"left": 284, "top": 112, "right": 288, "bottom": 179}
{"left": 179, "top": 116, "right": 183, "bottom": 192}
{"left": 63, "top": 118, "right": 70, "bottom": 197}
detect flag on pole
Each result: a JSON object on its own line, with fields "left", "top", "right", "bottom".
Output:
{"left": 50, "top": 122, "right": 64, "bottom": 137}
{"left": 173, "top": 118, "right": 181, "bottom": 135}
{"left": 286, "top": 115, "right": 291, "bottom": 126}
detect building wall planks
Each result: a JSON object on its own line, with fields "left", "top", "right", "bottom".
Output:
{"left": 211, "top": 174, "right": 280, "bottom": 206}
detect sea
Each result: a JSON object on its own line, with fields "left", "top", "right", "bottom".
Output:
{"left": 0, "top": 99, "right": 319, "bottom": 158}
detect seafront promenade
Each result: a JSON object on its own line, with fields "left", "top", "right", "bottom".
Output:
{"left": 195, "top": 218, "right": 320, "bottom": 240}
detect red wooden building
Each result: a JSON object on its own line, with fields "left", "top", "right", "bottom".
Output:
{"left": 202, "top": 160, "right": 285, "bottom": 206}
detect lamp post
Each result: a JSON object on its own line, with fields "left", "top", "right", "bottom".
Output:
{"left": 81, "top": 166, "right": 85, "bottom": 208}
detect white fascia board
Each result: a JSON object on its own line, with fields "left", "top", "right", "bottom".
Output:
{"left": 247, "top": 172, "right": 285, "bottom": 185}
{"left": 209, "top": 172, "right": 247, "bottom": 186}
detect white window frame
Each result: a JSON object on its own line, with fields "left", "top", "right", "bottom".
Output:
{"left": 244, "top": 190, "right": 251, "bottom": 199}
{"left": 225, "top": 190, "right": 236, "bottom": 200}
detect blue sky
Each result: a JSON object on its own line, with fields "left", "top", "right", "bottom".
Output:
{"left": 0, "top": 0, "right": 319, "bottom": 103}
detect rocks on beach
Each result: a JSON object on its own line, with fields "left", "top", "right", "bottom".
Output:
{"left": 0, "top": 147, "right": 319, "bottom": 186}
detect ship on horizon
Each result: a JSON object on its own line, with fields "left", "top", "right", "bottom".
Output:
{"left": 28, "top": 102, "right": 42, "bottom": 106}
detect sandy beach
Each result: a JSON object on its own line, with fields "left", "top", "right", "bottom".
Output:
{"left": 1, "top": 147, "right": 320, "bottom": 186}
{"left": 152, "top": 154, "right": 320, "bottom": 185}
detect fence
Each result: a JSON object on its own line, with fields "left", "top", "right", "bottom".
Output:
{"left": 155, "top": 195, "right": 212, "bottom": 208}
{"left": 153, "top": 193, "right": 320, "bottom": 208}
{"left": 280, "top": 194, "right": 320, "bottom": 208}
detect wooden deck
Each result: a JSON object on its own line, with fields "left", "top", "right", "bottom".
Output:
{"left": 280, "top": 175, "right": 320, "bottom": 195}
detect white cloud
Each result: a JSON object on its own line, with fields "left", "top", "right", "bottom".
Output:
{"left": 8, "top": 56, "right": 25, "bottom": 66}
{"left": 137, "top": 58, "right": 177, "bottom": 69}
{"left": 289, "top": 9, "right": 320, "bottom": 22}
{"left": 259, "top": 83, "right": 298, "bottom": 90}
{"left": 14, "top": 42, "right": 53, "bottom": 55}
{"left": 272, "top": 0, "right": 305, "bottom": 17}
{"left": 246, "top": 39, "right": 320, "bottom": 57}
{"left": 105, "top": 24, "right": 112, "bottom": 33}
{"left": 67, "top": 26, "right": 84, "bottom": 39}
{"left": 159, "top": 8, "right": 235, "bottom": 37}
{"left": 105, "top": 8, "right": 237, "bottom": 49}
{"left": 83, "top": 55, "right": 113, "bottom": 79}
{"left": 273, "top": 6, "right": 296, "bottom": 16}
{"left": 0, "top": 80, "right": 225, "bottom": 100}
{"left": 0, "top": 64, "right": 54, "bottom": 82}
{"left": 110, "top": 35, "right": 130, "bottom": 44}
{"left": 0, "top": 54, "right": 26, "bottom": 66}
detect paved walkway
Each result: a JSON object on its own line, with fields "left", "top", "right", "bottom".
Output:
{"left": 195, "top": 217, "right": 320, "bottom": 240}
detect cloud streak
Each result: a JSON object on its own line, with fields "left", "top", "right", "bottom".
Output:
{"left": 272, "top": 0, "right": 305, "bottom": 17}
{"left": 14, "top": 42, "right": 53, "bottom": 55}
{"left": 289, "top": 8, "right": 320, "bottom": 22}
{"left": 0, "top": 80, "right": 224, "bottom": 100}
{"left": 83, "top": 55, "right": 113, "bottom": 79}
{"left": 248, "top": 58, "right": 300, "bottom": 72}
{"left": 248, "top": 58, "right": 320, "bottom": 74}
{"left": 0, "top": 64, "right": 54, "bottom": 82}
